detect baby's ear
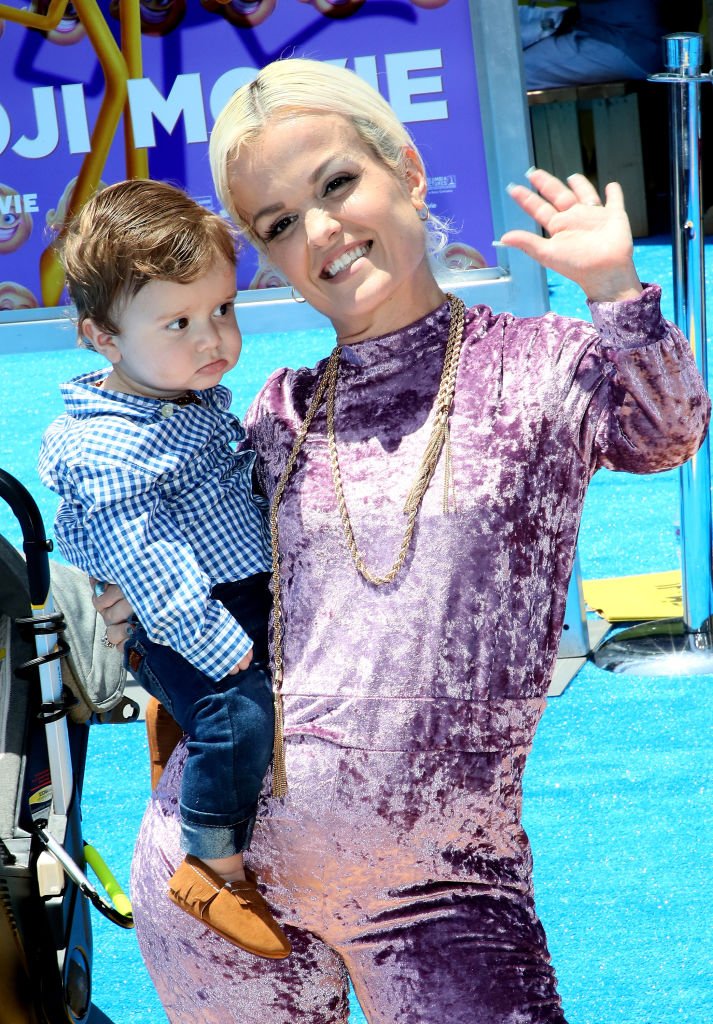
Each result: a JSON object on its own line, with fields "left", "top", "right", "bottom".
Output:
{"left": 83, "top": 319, "right": 121, "bottom": 364}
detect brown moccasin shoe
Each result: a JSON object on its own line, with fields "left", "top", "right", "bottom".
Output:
{"left": 167, "top": 855, "right": 291, "bottom": 959}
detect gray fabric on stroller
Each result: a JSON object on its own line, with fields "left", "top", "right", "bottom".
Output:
{"left": 49, "top": 558, "right": 126, "bottom": 723}
{"left": 0, "top": 535, "right": 125, "bottom": 841}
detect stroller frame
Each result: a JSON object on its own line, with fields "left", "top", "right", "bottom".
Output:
{"left": 0, "top": 468, "right": 133, "bottom": 1024}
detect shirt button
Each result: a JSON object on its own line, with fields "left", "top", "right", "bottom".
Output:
{"left": 160, "top": 404, "right": 174, "bottom": 418}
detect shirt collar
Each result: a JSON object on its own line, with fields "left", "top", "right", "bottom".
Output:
{"left": 60, "top": 370, "right": 231, "bottom": 419}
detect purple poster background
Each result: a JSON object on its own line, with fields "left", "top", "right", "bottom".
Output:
{"left": 0, "top": 0, "right": 494, "bottom": 310}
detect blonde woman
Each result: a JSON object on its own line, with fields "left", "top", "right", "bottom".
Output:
{"left": 97, "top": 59, "right": 709, "bottom": 1024}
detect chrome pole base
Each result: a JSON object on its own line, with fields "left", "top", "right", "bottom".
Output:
{"left": 592, "top": 618, "right": 713, "bottom": 676}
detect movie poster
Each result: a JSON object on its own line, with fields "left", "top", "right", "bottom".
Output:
{"left": 0, "top": 0, "right": 494, "bottom": 310}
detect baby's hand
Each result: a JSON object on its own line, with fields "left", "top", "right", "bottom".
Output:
{"left": 228, "top": 646, "right": 254, "bottom": 675}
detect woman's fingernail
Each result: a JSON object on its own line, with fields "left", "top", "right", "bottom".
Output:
{"left": 506, "top": 182, "right": 518, "bottom": 195}
{"left": 492, "top": 240, "right": 508, "bottom": 247}
{"left": 524, "top": 166, "right": 537, "bottom": 179}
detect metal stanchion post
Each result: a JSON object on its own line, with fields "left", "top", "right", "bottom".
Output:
{"left": 594, "top": 33, "right": 713, "bottom": 675}
{"left": 661, "top": 34, "right": 713, "bottom": 634}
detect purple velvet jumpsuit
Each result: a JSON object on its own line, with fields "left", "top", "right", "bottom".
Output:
{"left": 131, "top": 286, "right": 709, "bottom": 1023}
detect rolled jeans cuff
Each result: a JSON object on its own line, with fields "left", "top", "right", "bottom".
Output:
{"left": 179, "top": 812, "right": 256, "bottom": 860}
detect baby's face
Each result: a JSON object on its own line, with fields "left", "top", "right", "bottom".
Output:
{"left": 85, "top": 258, "right": 242, "bottom": 400}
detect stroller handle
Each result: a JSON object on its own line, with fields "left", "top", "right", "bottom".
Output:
{"left": 0, "top": 469, "right": 53, "bottom": 606}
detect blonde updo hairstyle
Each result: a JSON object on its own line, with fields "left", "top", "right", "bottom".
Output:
{"left": 209, "top": 57, "right": 448, "bottom": 257}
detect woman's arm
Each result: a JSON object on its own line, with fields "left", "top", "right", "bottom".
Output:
{"left": 526, "top": 287, "right": 711, "bottom": 475}
{"left": 500, "top": 168, "right": 710, "bottom": 473}
{"left": 92, "top": 581, "right": 135, "bottom": 651}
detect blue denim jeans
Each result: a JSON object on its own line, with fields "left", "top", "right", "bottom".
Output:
{"left": 124, "top": 573, "right": 274, "bottom": 860}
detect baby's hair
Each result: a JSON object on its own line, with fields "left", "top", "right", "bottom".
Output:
{"left": 59, "top": 179, "right": 238, "bottom": 338}
{"left": 209, "top": 57, "right": 448, "bottom": 255}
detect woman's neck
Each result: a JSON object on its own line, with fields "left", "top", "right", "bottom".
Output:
{"left": 334, "top": 282, "right": 448, "bottom": 346}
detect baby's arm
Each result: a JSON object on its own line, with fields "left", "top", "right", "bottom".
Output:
{"left": 62, "top": 462, "right": 253, "bottom": 680}
{"left": 92, "top": 579, "right": 252, "bottom": 673}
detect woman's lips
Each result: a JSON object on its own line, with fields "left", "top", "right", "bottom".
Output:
{"left": 321, "top": 241, "right": 372, "bottom": 279}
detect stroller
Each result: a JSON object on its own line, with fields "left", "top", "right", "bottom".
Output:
{"left": 0, "top": 468, "right": 137, "bottom": 1023}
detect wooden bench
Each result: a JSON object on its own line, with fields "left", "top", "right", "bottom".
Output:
{"left": 528, "top": 81, "right": 648, "bottom": 236}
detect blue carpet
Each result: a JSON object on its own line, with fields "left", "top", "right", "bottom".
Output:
{"left": 6, "top": 242, "right": 713, "bottom": 1021}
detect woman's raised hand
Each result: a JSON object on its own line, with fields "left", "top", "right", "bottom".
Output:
{"left": 499, "top": 168, "right": 642, "bottom": 303}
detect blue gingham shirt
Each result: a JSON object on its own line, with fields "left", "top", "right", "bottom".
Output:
{"left": 38, "top": 370, "right": 271, "bottom": 680}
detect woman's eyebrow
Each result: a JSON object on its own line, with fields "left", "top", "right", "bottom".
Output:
{"left": 308, "top": 154, "right": 347, "bottom": 185}
{"left": 253, "top": 153, "right": 355, "bottom": 224}
{"left": 253, "top": 201, "right": 284, "bottom": 224}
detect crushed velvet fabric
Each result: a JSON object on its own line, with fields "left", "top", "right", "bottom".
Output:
{"left": 131, "top": 286, "right": 709, "bottom": 1023}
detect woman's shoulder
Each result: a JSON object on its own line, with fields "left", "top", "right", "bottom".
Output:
{"left": 244, "top": 355, "right": 332, "bottom": 431}
{"left": 461, "top": 301, "right": 603, "bottom": 387}
{"left": 251, "top": 364, "right": 291, "bottom": 407}
{"left": 463, "top": 301, "right": 548, "bottom": 349}
{"left": 465, "top": 299, "right": 564, "bottom": 329}
{"left": 465, "top": 301, "right": 592, "bottom": 346}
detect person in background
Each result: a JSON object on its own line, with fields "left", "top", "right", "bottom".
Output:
{"left": 523, "top": 0, "right": 701, "bottom": 90}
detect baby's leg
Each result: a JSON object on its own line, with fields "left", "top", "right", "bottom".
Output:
{"left": 125, "top": 626, "right": 273, "bottom": 861}
{"left": 170, "top": 661, "right": 285, "bottom": 957}
{"left": 178, "top": 660, "right": 274, "bottom": 861}
{"left": 124, "top": 628, "right": 284, "bottom": 957}
{"left": 145, "top": 697, "right": 183, "bottom": 789}
{"left": 203, "top": 851, "right": 246, "bottom": 883}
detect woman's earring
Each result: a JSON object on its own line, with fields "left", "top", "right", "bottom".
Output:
{"left": 291, "top": 288, "right": 307, "bottom": 303}
{"left": 418, "top": 203, "right": 430, "bottom": 222}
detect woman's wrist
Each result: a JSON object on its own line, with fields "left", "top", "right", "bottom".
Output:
{"left": 581, "top": 263, "right": 643, "bottom": 304}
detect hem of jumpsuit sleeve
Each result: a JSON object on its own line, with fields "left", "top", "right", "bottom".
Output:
{"left": 586, "top": 282, "right": 670, "bottom": 351}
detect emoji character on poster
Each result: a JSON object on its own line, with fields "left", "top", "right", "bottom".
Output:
{"left": 110, "top": 0, "right": 187, "bottom": 35}
{"left": 248, "top": 265, "right": 289, "bottom": 289}
{"left": 298, "top": 0, "right": 365, "bottom": 18}
{"left": 30, "top": 0, "right": 86, "bottom": 44}
{"left": 199, "top": 0, "right": 275, "bottom": 28}
{"left": 46, "top": 177, "right": 108, "bottom": 230}
{"left": 438, "top": 241, "right": 487, "bottom": 271}
{"left": 0, "top": 185, "right": 34, "bottom": 254}
{"left": 0, "top": 282, "right": 39, "bottom": 311}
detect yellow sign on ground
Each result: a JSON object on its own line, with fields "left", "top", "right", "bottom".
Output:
{"left": 582, "top": 570, "right": 683, "bottom": 622}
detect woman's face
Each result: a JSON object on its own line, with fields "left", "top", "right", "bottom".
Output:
{"left": 227, "top": 113, "right": 444, "bottom": 343}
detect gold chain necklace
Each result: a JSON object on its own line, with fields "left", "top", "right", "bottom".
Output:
{"left": 268, "top": 293, "right": 466, "bottom": 796}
